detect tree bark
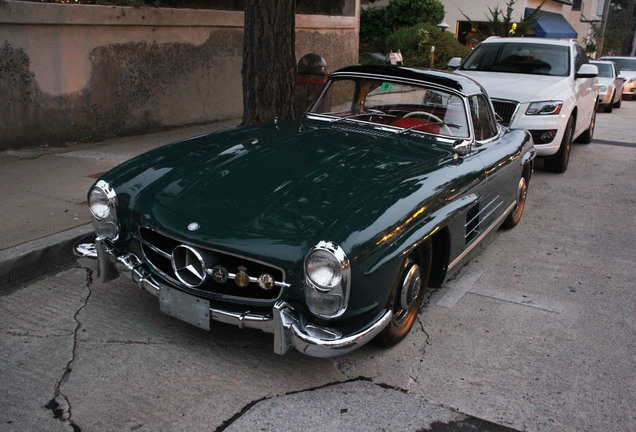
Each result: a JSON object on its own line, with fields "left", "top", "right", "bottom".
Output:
{"left": 242, "top": 0, "right": 297, "bottom": 126}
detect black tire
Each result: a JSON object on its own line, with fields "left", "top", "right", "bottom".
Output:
{"left": 545, "top": 115, "right": 574, "bottom": 173}
{"left": 613, "top": 96, "right": 622, "bottom": 108}
{"left": 576, "top": 108, "right": 596, "bottom": 144}
{"left": 604, "top": 102, "right": 613, "bottom": 113}
{"left": 502, "top": 175, "right": 528, "bottom": 229}
{"left": 377, "top": 242, "right": 432, "bottom": 347}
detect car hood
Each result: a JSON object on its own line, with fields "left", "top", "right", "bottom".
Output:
{"left": 456, "top": 71, "right": 571, "bottom": 103}
{"left": 140, "top": 122, "right": 449, "bottom": 236}
{"left": 620, "top": 71, "right": 636, "bottom": 81}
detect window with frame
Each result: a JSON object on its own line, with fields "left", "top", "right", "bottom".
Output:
{"left": 469, "top": 95, "right": 498, "bottom": 141}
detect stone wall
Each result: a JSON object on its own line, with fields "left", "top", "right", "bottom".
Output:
{"left": 0, "top": 1, "right": 360, "bottom": 150}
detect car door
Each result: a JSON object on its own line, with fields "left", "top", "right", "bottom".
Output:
{"left": 573, "top": 44, "right": 597, "bottom": 135}
{"left": 470, "top": 94, "right": 520, "bottom": 232}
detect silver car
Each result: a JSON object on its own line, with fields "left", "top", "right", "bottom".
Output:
{"left": 591, "top": 60, "right": 623, "bottom": 113}
{"left": 600, "top": 56, "right": 636, "bottom": 100}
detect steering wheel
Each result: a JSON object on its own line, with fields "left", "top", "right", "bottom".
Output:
{"left": 403, "top": 111, "right": 453, "bottom": 136}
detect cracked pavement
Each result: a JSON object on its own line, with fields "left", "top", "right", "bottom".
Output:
{"left": 1, "top": 107, "right": 635, "bottom": 431}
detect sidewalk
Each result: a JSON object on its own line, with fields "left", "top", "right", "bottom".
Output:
{"left": 0, "top": 119, "right": 240, "bottom": 287}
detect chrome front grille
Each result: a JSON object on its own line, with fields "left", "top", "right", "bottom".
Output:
{"left": 491, "top": 99, "right": 520, "bottom": 127}
{"left": 137, "top": 227, "right": 287, "bottom": 303}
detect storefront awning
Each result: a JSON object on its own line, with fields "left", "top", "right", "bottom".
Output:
{"left": 525, "top": 8, "right": 578, "bottom": 39}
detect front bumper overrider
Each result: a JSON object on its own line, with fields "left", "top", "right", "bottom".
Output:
{"left": 74, "top": 236, "right": 392, "bottom": 358}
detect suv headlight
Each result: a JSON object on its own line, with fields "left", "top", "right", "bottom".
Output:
{"left": 88, "top": 180, "right": 119, "bottom": 240}
{"left": 526, "top": 100, "right": 563, "bottom": 115}
{"left": 304, "top": 241, "right": 350, "bottom": 319}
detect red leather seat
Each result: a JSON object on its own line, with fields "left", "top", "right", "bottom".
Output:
{"left": 392, "top": 118, "right": 440, "bottom": 134}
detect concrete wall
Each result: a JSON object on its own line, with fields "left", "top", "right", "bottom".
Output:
{"left": 0, "top": 1, "right": 360, "bottom": 150}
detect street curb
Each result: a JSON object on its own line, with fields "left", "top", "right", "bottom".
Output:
{"left": 0, "top": 224, "right": 93, "bottom": 291}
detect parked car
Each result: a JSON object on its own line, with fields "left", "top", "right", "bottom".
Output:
{"left": 599, "top": 56, "right": 636, "bottom": 100}
{"left": 75, "top": 65, "right": 535, "bottom": 357}
{"left": 590, "top": 60, "right": 623, "bottom": 112}
{"left": 450, "top": 37, "right": 598, "bottom": 173}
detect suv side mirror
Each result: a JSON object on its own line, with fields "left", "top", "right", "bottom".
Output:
{"left": 576, "top": 64, "right": 598, "bottom": 78}
{"left": 448, "top": 57, "right": 462, "bottom": 69}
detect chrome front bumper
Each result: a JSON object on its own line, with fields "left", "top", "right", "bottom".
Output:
{"left": 74, "top": 236, "right": 392, "bottom": 357}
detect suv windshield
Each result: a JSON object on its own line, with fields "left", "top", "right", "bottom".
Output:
{"left": 460, "top": 42, "right": 570, "bottom": 77}
{"left": 603, "top": 57, "right": 636, "bottom": 71}
{"left": 594, "top": 62, "right": 613, "bottom": 78}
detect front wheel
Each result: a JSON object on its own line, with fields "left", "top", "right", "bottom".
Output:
{"left": 377, "top": 242, "right": 432, "bottom": 347}
{"left": 545, "top": 115, "right": 574, "bottom": 173}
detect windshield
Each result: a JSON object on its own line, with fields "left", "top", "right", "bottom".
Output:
{"left": 593, "top": 63, "right": 613, "bottom": 78}
{"left": 308, "top": 77, "right": 470, "bottom": 138}
{"left": 460, "top": 42, "right": 570, "bottom": 76}
{"left": 604, "top": 57, "right": 636, "bottom": 71}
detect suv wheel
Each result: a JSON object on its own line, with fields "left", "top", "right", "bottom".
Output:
{"left": 545, "top": 115, "right": 574, "bottom": 173}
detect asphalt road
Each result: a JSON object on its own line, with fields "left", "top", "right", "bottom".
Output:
{"left": 1, "top": 102, "right": 635, "bottom": 432}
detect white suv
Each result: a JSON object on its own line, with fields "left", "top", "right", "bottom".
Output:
{"left": 450, "top": 37, "right": 598, "bottom": 173}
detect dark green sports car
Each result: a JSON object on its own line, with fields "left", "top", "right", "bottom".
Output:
{"left": 75, "top": 65, "right": 535, "bottom": 357}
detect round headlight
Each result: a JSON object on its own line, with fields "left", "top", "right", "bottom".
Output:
{"left": 88, "top": 187, "right": 111, "bottom": 220}
{"left": 305, "top": 248, "right": 342, "bottom": 291}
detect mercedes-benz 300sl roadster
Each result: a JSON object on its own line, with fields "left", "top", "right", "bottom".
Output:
{"left": 75, "top": 65, "right": 535, "bottom": 357}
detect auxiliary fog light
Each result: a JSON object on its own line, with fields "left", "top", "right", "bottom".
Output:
{"left": 258, "top": 273, "right": 275, "bottom": 290}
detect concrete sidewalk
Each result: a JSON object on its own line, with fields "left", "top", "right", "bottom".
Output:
{"left": 0, "top": 119, "right": 240, "bottom": 288}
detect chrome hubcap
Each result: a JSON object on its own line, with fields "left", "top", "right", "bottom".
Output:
{"left": 399, "top": 264, "right": 421, "bottom": 311}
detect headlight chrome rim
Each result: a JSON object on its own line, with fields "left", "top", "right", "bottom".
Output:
{"left": 304, "top": 241, "right": 351, "bottom": 319}
{"left": 88, "top": 180, "right": 119, "bottom": 240}
{"left": 88, "top": 180, "right": 118, "bottom": 220}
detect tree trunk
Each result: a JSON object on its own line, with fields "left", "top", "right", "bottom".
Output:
{"left": 242, "top": 0, "right": 297, "bottom": 126}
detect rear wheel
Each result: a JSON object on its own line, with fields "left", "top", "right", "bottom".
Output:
{"left": 545, "top": 115, "right": 574, "bottom": 173}
{"left": 377, "top": 242, "right": 432, "bottom": 347}
{"left": 502, "top": 175, "right": 528, "bottom": 229}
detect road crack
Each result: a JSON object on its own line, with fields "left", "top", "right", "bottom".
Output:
{"left": 213, "top": 376, "right": 410, "bottom": 431}
{"left": 45, "top": 268, "right": 93, "bottom": 432}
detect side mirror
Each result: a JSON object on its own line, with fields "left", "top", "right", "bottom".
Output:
{"left": 453, "top": 140, "right": 472, "bottom": 157}
{"left": 618, "top": 75, "right": 626, "bottom": 83}
{"left": 448, "top": 57, "right": 462, "bottom": 70}
{"left": 576, "top": 64, "right": 598, "bottom": 78}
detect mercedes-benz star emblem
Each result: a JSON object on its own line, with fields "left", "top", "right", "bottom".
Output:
{"left": 171, "top": 244, "right": 207, "bottom": 287}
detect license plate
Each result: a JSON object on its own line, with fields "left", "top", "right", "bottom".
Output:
{"left": 159, "top": 286, "right": 211, "bottom": 331}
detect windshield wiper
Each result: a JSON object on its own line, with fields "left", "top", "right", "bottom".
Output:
{"left": 329, "top": 113, "right": 374, "bottom": 124}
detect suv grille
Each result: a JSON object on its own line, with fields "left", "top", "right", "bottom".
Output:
{"left": 137, "top": 227, "right": 286, "bottom": 303}
{"left": 491, "top": 99, "right": 519, "bottom": 127}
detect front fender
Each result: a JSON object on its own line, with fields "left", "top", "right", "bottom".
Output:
{"left": 365, "top": 193, "right": 479, "bottom": 276}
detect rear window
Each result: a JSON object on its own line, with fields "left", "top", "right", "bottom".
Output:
{"left": 460, "top": 42, "right": 570, "bottom": 77}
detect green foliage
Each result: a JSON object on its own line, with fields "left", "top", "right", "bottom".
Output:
{"left": 360, "top": 0, "right": 445, "bottom": 54}
{"left": 385, "top": 23, "right": 470, "bottom": 69}
{"left": 384, "top": 0, "right": 445, "bottom": 33}
{"left": 462, "top": 0, "right": 546, "bottom": 38}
